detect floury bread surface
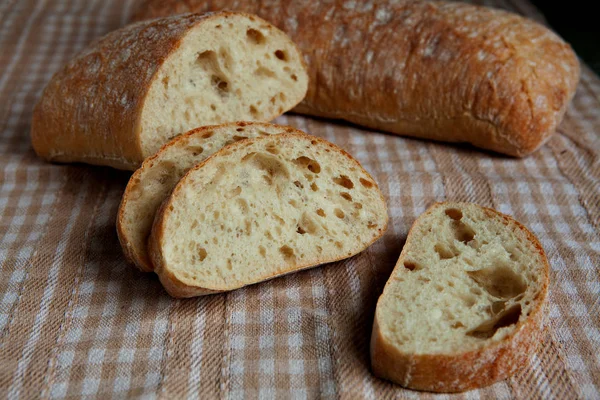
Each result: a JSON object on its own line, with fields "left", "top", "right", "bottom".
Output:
{"left": 117, "top": 122, "right": 298, "bottom": 272}
{"left": 134, "top": 0, "right": 580, "bottom": 156}
{"left": 149, "top": 133, "right": 388, "bottom": 297}
{"left": 32, "top": 12, "right": 308, "bottom": 170}
{"left": 371, "top": 202, "right": 549, "bottom": 392}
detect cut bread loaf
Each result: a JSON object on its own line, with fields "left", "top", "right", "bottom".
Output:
{"left": 31, "top": 12, "right": 308, "bottom": 170}
{"left": 148, "top": 133, "right": 388, "bottom": 297}
{"left": 134, "top": 1, "right": 580, "bottom": 156}
{"left": 371, "top": 202, "right": 549, "bottom": 392}
{"left": 117, "top": 121, "right": 298, "bottom": 272}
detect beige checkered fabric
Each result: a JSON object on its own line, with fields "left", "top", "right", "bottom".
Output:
{"left": 0, "top": 0, "right": 598, "bottom": 398}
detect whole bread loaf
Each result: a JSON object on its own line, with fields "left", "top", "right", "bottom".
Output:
{"left": 134, "top": 1, "right": 580, "bottom": 156}
{"left": 148, "top": 133, "right": 388, "bottom": 297}
{"left": 32, "top": 12, "right": 308, "bottom": 170}
{"left": 371, "top": 202, "right": 549, "bottom": 392}
{"left": 118, "top": 121, "right": 297, "bottom": 272}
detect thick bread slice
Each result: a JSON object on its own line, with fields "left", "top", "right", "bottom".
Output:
{"left": 118, "top": 121, "right": 298, "bottom": 272}
{"left": 371, "top": 202, "right": 549, "bottom": 392}
{"left": 31, "top": 12, "right": 308, "bottom": 170}
{"left": 133, "top": 1, "right": 580, "bottom": 156}
{"left": 149, "top": 133, "right": 388, "bottom": 297}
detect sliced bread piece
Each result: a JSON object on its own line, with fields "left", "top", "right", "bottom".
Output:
{"left": 118, "top": 121, "right": 298, "bottom": 272}
{"left": 31, "top": 12, "right": 308, "bottom": 170}
{"left": 148, "top": 133, "right": 388, "bottom": 297}
{"left": 371, "top": 202, "right": 549, "bottom": 392}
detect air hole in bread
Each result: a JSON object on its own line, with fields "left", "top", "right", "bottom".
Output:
{"left": 467, "top": 304, "right": 522, "bottom": 339}
{"left": 148, "top": 160, "right": 177, "bottom": 185}
{"left": 202, "top": 131, "right": 214, "bottom": 139}
{"left": 291, "top": 74, "right": 298, "bottom": 81}
{"left": 189, "top": 145, "right": 204, "bottom": 156}
{"left": 334, "top": 208, "right": 345, "bottom": 219}
{"left": 226, "top": 186, "right": 242, "bottom": 199}
{"left": 354, "top": 203, "right": 363, "bottom": 209}
{"left": 296, "top": 226, "right": 306, "bottom": 234}
{"left": 316, "top": 209, "right": 326, "bottom": 217}
{"left": 213, "top": 211, "right": 220, "bottom": 219}
{"left": 293, "top": 156, "right": 321, "bottom": 173}
{"left": 232, "top": 135, "right": 247, "bottom": 141}
{"left": 367, "top": 222, "right": 377, "bottom": 229}
{"left": 250, "top": 105, "right": 258, "bottom": 115}
{"left": 403, "top": 261, "right": 419, "bottom": 271}
{"left": 246, "top": 28, "right": 266, "bottom": 45}
{"left": 359, "top": 178, "right": 374, "bottom": 188}
{"left": 288, "top": 199, "right": 299, "bottom": 208}
{"left": 450, "top": 218, "right": 475, "bottom": 244}
{"left": 254, "top": 66, "right": 276, "bottom": 78}
{"left": 245, "top": 153, "right": 289, "bottom": 178}
{"left": 491, "top": 300, "right": 506, "bottom": 314}
{"left": 310, "top": 182, "right": 318, "bottom": 192}
{"left": 162, "top": 76, "right": 169, "bottom": 89}
{"left": 333, "top": 175, "right": 354, "bottom": 189}
{"left": 294, "top": 180, "right": 303, "bottom": 189}
{"left": 316, "top": 245, "right": 323, "bottom": 253}
{"left": 335, "top": 241, "right": 343, "bottom": 249}
{"left": 451, "top": 322, "right": 465, "bottom": 329}
{"left": 259, "top": 245, "right": 266, "bottom": 257}
{"left": 211, "top": 75, "right": 229, "bottom": 94}
{"left": 467, "top": 265, "right": 527, "bottom": 299}
{"left": 279, "top": 245, "right": 295, "bottom": 260}
{"left": 210, "top": 104, "right": 216, "bottom": 111}
{"left": 274, "top": 50, "right": 287, "bottom": 60}
{"left": 265, "top": 144, "right": 279, "bottom": 154}
{"left": 197, "top": 247, "right": 207, "bottom": 262}
{"left": 340, "top": 192, "right": 352, "bottom": 201}
{"left": 445, "top": 208, "right": 463, "bottom": 220}
{"left": 434, "top": 243, "right": 458, "bottom": 259}
{"left": 279, "top": 92, "right": 286, "bottom": 101}
{"left": 237, "top": 198, "right": 249, "bottom": 214}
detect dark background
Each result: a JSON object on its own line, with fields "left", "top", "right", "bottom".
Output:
{"left": 532, "top": 1, "right": 600, "bottom": 74}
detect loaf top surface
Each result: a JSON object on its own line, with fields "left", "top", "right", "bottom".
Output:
{"left": 31, "top": 11, "right": 309, "bottom": 169}
{"left": 133, "top": 0, "right": 580, "bottom": 156}
{"left": 375, "top": 202, "right": 549, "bottom": 355}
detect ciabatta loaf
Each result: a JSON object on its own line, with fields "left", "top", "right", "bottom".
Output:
{"left": 134, "top": 1, "right": 580, "bottom": 156}
{"left": 148, "top": 133, "right": 388, "bottom": 297}
{"left": 118, "top": 121, "right": 297, "bottom": 272}
{"left": 371, "top": 202, "right": 549, "bottom": 392}
{"left": 31, "top": 12, "right": 308, "bottom": 170}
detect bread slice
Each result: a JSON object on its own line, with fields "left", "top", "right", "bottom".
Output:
{"left": 148, "top": 133, "right": 388, "bottom": 297}
{"left": 31, "top": 12, "right": 308, "bottom": 170}
{"left": 370, "top": 202, "right": 549, "bottom": 392}
{"left": 117, "top": 122, "right": 298, "bottom": 272}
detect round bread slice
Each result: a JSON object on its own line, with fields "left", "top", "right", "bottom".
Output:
{"left": 148, "top": 133, "right": 389, "bottom": 297}
{"left": 31, "top": 11, "right": 308, "bottom": 170}
{"left": 117, "top": 122, "right": 298, "bottom": 272}
{"left": 371, "top": 202, "right": 549, "bottom": 392}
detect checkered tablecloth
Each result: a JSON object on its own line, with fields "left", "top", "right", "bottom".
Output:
{"left": 1, "top": 0, "right": 599, "bottom": 398}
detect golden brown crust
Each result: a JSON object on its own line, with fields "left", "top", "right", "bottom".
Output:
{"left": 31, "top": 11, "right": 306, "bottom": 170}
{"left": 117, "top": 121, "right": 301, "bottom": 272}
{"left": 370, "top": 202, "right": 549, "bottom": 392}
{"left": 148, "top": 133, "right": 388, "bottom": 298}
{"left": 133, "top": 0, "right": 580, "bottom": 156}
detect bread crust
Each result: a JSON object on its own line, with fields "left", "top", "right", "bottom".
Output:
{"left": 148, "top": 133, "right": 389, "bottom": 298}
{"left": 133, "top": 0, "right": 580, "bottom": 156}
{"left": 31, "top": 11, "right": 307, "bottom": 170}
{"left": 116, "top": 121, "right": 300, "bottom": 272}
{"left": 370, "top": 202, "right": 549, "bottom": 392}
